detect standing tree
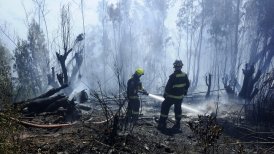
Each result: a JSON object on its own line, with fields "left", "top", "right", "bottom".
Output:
{"left": 0, "top": 42, "right": 12, "bottom": 105}
{"left": 56, "top": 5, "right": 72, "bottom": 86}
{"left": 14, "top": 20, "right": 49, "bottom": 101}
{"left": 0, "top": 42, "right": 21, "bottom": 154}
{"left": 177, "top": 0, "right": 207, "bottom": 90}
{"left": 205, "top": 73, "right": 212, "bottom": 97}
{"left": 177, "top": 0, "right": 199, "bottom": 77}
{"left": 28, "top": 20, "right": 49, "bottom": 88}
{"left": 238, "top": 0, "right": 274, "bottom": 98}
{"left": 246, "top": 0, "right": 274, "bottom": 72}
{"left": 55, "top": 5, "right": 84, "bottom": 91}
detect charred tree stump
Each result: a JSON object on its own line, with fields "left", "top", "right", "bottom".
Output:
{"left": 205, "top": 73, "right": 212, "bottom": 98}
{"left": 222, "top": 74, "right": 235, "bottom": 95}
{"left": 239, "top": 64, "right": 254, "bottom": 98}
{"left": 239, "top": 63, "right": 261, "bottom": 100}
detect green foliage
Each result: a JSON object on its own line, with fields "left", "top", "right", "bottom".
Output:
{"left": 0, "top": 107, "right": 22, "bottom": 154}
{"left": 0, "top": 43, "right": 12, "bottom": 107}
{"left": 0, "top": 42, "right": 22, "bottom": 154}
{"left": 14, "top": 20, "right": 49, "bottom": 101}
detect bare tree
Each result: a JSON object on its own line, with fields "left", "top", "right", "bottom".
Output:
{"left": 32, "top": 0, "right": 50, "bottom": 50}
{"left": 55, "top": 5, "right": 84, "bottom": 89}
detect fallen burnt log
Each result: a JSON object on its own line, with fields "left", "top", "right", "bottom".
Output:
{"left": 76, "top": 104, "right": 92, "bottom": 111}
{"left": 22, "top": 95, "right": 66, "bottom": 113}
{"left": 14, "top": 84, "right": 68, "bottom": 106}
{"left": 14, "top": 85, "right": 81, "bottom": 121}
{"left": 36, "top": 84, "right": 68, "bottom": 99}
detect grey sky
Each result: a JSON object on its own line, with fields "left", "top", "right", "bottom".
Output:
{"left": 0, "top": 0, "right": 99, "bottom": 49}
{"left": 0, "top": 0, "right": 178, "bottom": 51}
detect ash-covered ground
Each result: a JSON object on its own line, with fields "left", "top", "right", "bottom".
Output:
{"left": 19, "top": 93, "right": 274, "bottom": 153}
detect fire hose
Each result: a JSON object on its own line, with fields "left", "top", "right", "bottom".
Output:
{"left": 0, "top": 113, "right": 75, "bottom": 128}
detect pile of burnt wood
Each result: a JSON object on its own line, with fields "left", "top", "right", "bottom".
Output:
{"left": 14, "top": 84, "right": 81, "bottom": 122}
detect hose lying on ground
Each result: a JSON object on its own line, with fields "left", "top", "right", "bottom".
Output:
{"left": 0, "top": 113, "right": 75, "bottom": 128}
{"left": 85, "top": 115, "right": 114, "bottom": 124}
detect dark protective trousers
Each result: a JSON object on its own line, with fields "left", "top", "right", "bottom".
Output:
{"left": 125, "top": 99, "right": 140, "bottom": 127}
{"left": 159, "top": 98, "right": 182, "bottom": 125}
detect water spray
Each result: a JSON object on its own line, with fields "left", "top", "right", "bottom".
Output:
{"left": 148, "top": 94, "right": 203, "bottom": 115}
{"left": 148, "top": 94, "right": 165, "bottom": 102}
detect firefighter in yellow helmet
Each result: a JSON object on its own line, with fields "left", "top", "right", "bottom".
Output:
{"left": 157, "top": 60, "right": 190, "bottom": 131}
{"left": 125, "top": 68, "right": 148, "bottom": 131}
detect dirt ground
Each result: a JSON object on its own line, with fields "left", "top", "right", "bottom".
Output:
{"left": 18, "top": 96, "right": 274, "bottom": 154}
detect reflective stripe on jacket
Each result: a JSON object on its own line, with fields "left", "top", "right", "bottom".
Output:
{"left": 165, "top": 92, "right": 184, "bottom": 99}
{"left": 164, "top": 70, "right": 190, "bottom": 100}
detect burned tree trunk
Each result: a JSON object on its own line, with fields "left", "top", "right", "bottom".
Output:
{"left": 246, "top": 69, "right": 274, "bottom": 124}
{"left": 205, "top": 73, "right": 212, "bottom": 97}
{"left": 222, "top": 74, "right": 236, "bottom": 95}
{"left": 56, "top": 49, "right": 72, "bottom": 86}
{"left": 55, "top": 34, "right": 84, "bottom": 90}
{"left": 56, "top": 5, "right": 84, "bottom": 87}
{"left": 239, "top": 63, "right": 261, "bottom": 100}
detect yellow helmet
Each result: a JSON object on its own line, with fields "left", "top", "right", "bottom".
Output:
{"left": 135, "top": 68, "right": 144, "bottom": 76}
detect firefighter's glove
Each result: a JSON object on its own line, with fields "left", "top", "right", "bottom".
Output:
{"left": 141, "top": 90, "right": 149, "bottom": 95}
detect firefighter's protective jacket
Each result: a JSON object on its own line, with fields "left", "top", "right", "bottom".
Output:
{"left": 127, "top": 74, "right": 143, "bottom": 100}
{"left": 164, "top": 70, "right": 190, "bottom": 100}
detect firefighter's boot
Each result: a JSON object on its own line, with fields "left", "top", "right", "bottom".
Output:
{"left": 157, "top": 117, "right": 167, "bottom": 131}
{"left": 172, "top": 120, "right": 181, "bottom": 130}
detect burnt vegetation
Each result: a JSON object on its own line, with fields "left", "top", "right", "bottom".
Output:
{"left": 0, "top": 0, "right": 274, "bottom": 153}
